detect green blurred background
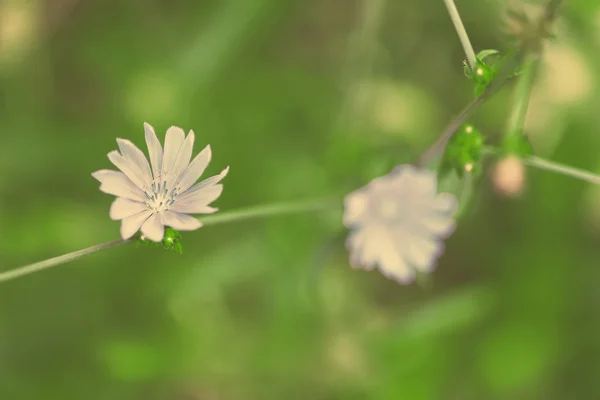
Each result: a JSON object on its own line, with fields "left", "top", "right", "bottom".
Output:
{"left": 1, "top": 0, "right": 600, "bottom": 398}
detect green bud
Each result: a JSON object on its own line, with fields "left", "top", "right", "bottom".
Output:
{"left": 440, "top": 124, "right": 485, "bottom": 178}
{"left": 464, "top": 49, "right": 501, "bottom": 96}
{"left": 162, "top": 227, "right": 183, "bottom": 253}
{"left": 134, "top": 226, "right": 184, "bottom": 253}
{"left": 464, "top": 49, "right": 525, "bottom": 95}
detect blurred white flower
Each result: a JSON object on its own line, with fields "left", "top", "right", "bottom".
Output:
{"left": 92, "top": 123, "right": 229, "bottom": 242}
{"left": 343, "top": 165, "right": 458, "bottom": 284}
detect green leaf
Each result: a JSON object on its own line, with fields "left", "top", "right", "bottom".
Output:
{"left": 476, "top": 49, "right": 500, "bottom": 61}
{"left": 464, "top": 49, "right": 500, "bottom": 79}
{"left": 174, "top": 241, "right": 184, "bottom": 254}
{"left": 502, "top": 132, "right": 534, "bottom": 158}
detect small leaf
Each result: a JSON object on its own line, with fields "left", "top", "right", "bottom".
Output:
{"left": 174, "top": 241, "right": 184, "bottom": 254}
{"left": 502, "top": 132, "right": 534, "bottom": 158}
{"left": 476, "top": 49, "right": 500, "bottom": 61}
{"left": 464, "top": 49, "right": 500, "bottom": 81}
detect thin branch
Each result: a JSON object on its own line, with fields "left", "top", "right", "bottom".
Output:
{"left": 505, "top": 56, "right": 536, "bottom": 136}
{"left": 484, "top": 147, "right": 600, "bottom": 185}
{"left": 443, "top": 0, "right": 476, "bottom": 69}
{"left": 202, "top": 198, "right": 339, "bottom": 226}
{"left": 0, "top": 239, "right": 127, "bottom": 284}
{"left": 522, "top": 156, "right": 600, "bottom": 185}
{"left": 0, "top": 198, "right": 341, "bottom": 284}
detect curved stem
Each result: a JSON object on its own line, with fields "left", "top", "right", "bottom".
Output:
{"left": 0, "top": 198, "right": 341, "bottom": 284}
{"left": 443, "top": 0, "right": 476, "bottom": 69}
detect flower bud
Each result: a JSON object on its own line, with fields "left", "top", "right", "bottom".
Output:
{"left": 492, "top": 156, "right": 526, "bottom": 197}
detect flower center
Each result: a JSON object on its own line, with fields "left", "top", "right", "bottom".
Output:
{"left": 143, "top": 177, "right": 180, "bottom": 212}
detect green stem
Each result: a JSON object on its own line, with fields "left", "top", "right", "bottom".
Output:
{"left": 334, "top": 0, "right": 387, "bottom": 133}
{"left": 505, "top": 56, "right": 536, "bottom": 136}
{"left": 522, "top": 156, "right": 600, "bottom": 185}
{"left": 443, "top": 0, "right": 476, "bottom": 70}
{"left": 201, "top": 198, "right": 340, "bottom": 226}
{"left": 455, "top": 171, "right": 474, "bottom": 219}
{"left": 0, "top": 239, "right": 127, "bottom": 284}
{"left": 484, "top": 146, "right": 600, "bottom": 185}
{"left": 178, "top": 0, "right": 276, "bottom": 89}
{"left": 0, "top": 198, "right": 341, "bottom": 284}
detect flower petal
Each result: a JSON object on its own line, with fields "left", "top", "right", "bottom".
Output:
{"left": 171, "top": 166, "right": 229, "bottom": 212}
{"left": 144, "top": 122, "right": 163, "bottom": 181}
{"left": 347, "top": 227, "right": 415, "bottom": 284}
{"left": 197, "top": 206, "right": 219, "bottom": 214}
{"left": 176, "top": 145, "right": 212, "bottom": 193}
{"left": 169, "top": 130, "right": 195, "bottom": 190}
{"left": 170, "top": 184, "right": 223, "bottom": 214}
{"left": 373, "top": 229, "right": 414, "bottom": 284}
{"left": 120, "top": 210, "right": 153, "bottom": 239}
{"left": 420, "top": 215, "right": 456, "bottom": 238}
{"left": 92, "top": 170, "right": 146, "bottom": 202}
{"left": 161, "top": 126, "right": 186, "bottom": 188}
{"left": 181, "top": 165, "right": 229, "bottom": 196}
{"left": 161, "top": 210, "right": 203, "bottom": 231}
{"left": 432, "top": 193, "right": 458, "bottom": 215}
{"left": 107, "top": 150, "right": 148, "bottom": 191}
{"left": 91, "top": 169, "right": 115, "bottom": 183}
{"left": 189, "top": 166, "right": 229, "bottom": 190}
{"left": 109, "top": 197, "right": 148, "bottom": 220}
{"left": 116, "top": 138, "right": 153, "bottom": 189}
{"left": 343, "top": 189, "right": 369, "bottom": 228}
{"left": 404, "top": 234, "right": 443, "bottom": 272}
{"left": 392, "top": 164, "right": 436, "bottom": 197}
{"left": 346, "top": 230, "right": 376, "bottom": 271}
{"left": 141, "top": 213, "right": 165, "bottom": 242}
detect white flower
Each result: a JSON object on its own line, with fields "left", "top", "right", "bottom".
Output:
{"left": 92, "top": 123, "right": 229, "bottom": 242}
{"left": 343, "top": 165, "right": 458, "bottom": 284}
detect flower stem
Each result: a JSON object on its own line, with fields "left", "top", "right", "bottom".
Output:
{"left": 0, "top": 239, "right": 128, "bottom": 284}
{"left": 522, "top": 156, "right": 600, "bottom": 185}
{"left": 484, "top": 146, "right": 600, "bottom": 185}
{"left": 0, "top": 198, "right": 341, "bottom": 284}
{"left": 201, "top": 198, "right": 340, "bottom": 226}
{"left": 505, "top": 56, "right": 536, "bottom": 136}
{"left": 443, "top": 0, "right": 476, "bottom": 70}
